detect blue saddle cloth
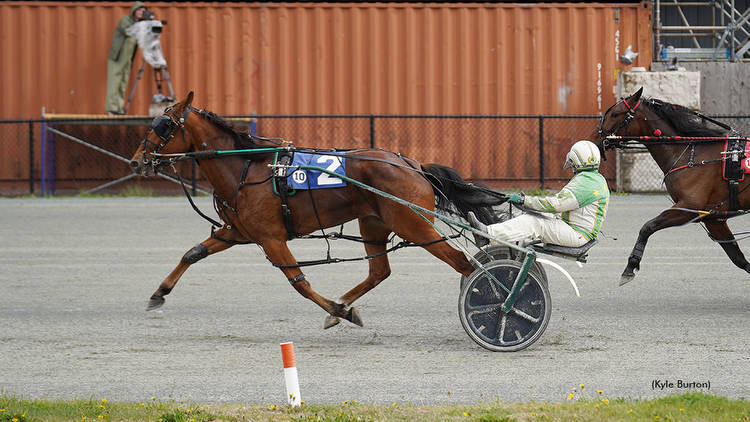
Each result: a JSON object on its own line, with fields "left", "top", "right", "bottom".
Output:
{"left": 288, "top": 152, "right": 347, "bottom": 190}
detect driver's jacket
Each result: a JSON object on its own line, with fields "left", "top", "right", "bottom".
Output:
{"left": 523, "top": 170, "right": 610, "bottom": 241}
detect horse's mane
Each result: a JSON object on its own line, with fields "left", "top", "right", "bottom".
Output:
{"left": 643, "top": 98, "right": 726, "bottom": 137}
{"left": 200, "top": 109, "right": 263, "bottom": 150}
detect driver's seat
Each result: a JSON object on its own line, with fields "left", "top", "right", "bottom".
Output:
{"left": 532, "top": 239, "right": 598, "bottom": 262}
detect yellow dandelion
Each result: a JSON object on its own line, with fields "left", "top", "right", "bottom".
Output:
{"left": 12, "top": 418, "right": 18, "bottom": 422}
{"left": 101, "top": 398, "right": 107, "bottom": 404}
{"left": 0, "top": 409, "right": 4, "bottom": 412}
{"left": 268, "top": 405, "right": 276, "bottom": 411}
{"left": 567, "top": 393, "right": 574, "bottom": 400}
{"left": 301, "top": 400, "right": 305, "bottom": 404}
{"left": 343, "top": 400, "right": 349, "bottom": 404}
{"left": 186, "top": 409, "right": 191, "bottom": 414}
{"left": 151, "top": 397, "right": 156, "bottom": 401}
{"left": 99, "top": 405, "right": 105, "bottom": 409}
{"left": 138, "top": 403, "right": 145, "bottom": 407}
{"left": 97, "top": 416, "right": 104, "bottom": 420}
{"left": 463, "top": 412, "right": 470, "bottom": 417}
{"left": 189, "top": 419, "right": 195, "bottom": 422}
{"left": 628, "top": 409, "right": 633, "bottom": 414}
{"left": 655, "top": 416, "right": 660, "bottom": 420}
{"left": 20, "top": 414, "right": 24, "bottom": 418}
{"left": 603, "top": 399, "right": 610, "bottom": 405}
{"left": 392, "top": 402, "right": 397, "bottom": 406}
{"left": 595, "top": 403, "right": 600, "bottom": 408}
{"left": 352, "top": 400, "right": 357, "bottom": 404}
{"left": 531, "top": 412, "right": 536, "bottom": 416}
{"left": 597, "top": 389, "right": 603, "bottom": 395}
{"left": 580, "top": 383, "right": 585, "bottom": 389}
{"left": 679, "top": 408, "right": 685, "bottom": 412}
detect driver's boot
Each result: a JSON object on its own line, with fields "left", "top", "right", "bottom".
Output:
{"left": 467, "top": 211, "right": 489, "bottom": 247}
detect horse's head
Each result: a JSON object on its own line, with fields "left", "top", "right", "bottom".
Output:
{"left": 130, "top": 91, "right": 196, "bottom": 176}
{"left": 594, "top": 87, "right": 649, "bottom": 159}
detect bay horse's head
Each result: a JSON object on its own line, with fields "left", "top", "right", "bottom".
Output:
{"left": 130, "top": 91, "right": 198, "bottom": 176}
{"left": 593, "top": 87, "right": 647, "bottom": 160}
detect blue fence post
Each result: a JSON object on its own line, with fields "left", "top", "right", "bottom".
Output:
{"left": 28, "top": 121, "right": 34, "bottom": 195}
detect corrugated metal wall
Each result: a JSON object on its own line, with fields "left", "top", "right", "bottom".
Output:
{"left": 1, "top": 2, "right": 652, "bottom": 119}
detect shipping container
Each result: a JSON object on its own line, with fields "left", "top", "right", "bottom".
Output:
{"left": 1, "top": 2, "right": 652, "bottom": 118}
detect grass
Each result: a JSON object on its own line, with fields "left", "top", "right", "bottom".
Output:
{"left": 1, "top": 392, "right": 748, "bottom": 422}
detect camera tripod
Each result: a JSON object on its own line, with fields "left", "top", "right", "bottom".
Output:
{"left": 123, "top": 59, "right": 175, "bottom": 114}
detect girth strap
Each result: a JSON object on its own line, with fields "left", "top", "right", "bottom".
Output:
{"left": 273, "top": 152, "right": 297, "bottom": 240}
{"left": 729, "top": 180, "right": 740, "bottom": 211}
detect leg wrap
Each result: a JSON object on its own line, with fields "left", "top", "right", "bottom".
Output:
{"left": 631, "top": 243, "right": 645, "bottom": 260}
{"left": 183, "top": 243, "right": 209, "bottom": 264}
{"left": 288, "top": 273, "right": 306, "bottom": 285}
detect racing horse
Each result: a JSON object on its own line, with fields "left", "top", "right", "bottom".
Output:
{"left": 596, "top": 87, "right": 750, "bottom": 285}
{"left": 129, "top": 92, "right": 505, "bottom": 328}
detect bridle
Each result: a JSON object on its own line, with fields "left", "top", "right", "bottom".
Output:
{"left": 141, "top": 105, "right": 193, "bottom": 155}
{"left": 597, "top": 98, "right": 642, "bottom": 147}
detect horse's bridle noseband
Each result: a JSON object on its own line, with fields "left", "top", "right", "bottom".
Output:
{"left": 597, "top": 97, "right": 642, "bottom": 154}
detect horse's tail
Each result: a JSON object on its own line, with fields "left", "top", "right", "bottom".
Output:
{"left": 421, "top": 163, "right": 507, "bottom": 224}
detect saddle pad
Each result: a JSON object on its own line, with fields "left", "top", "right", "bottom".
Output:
{"left": 722, "top": 139, "right": 747, "bottom": 182}
{"left": 288, "top": 152, "right": 347, "bottom": 190}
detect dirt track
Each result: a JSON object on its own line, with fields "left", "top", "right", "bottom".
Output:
{"left": 1, "top": 195, "right": 748, "bottom": 404}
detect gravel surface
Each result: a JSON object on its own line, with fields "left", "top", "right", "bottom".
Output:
{"left": 1, "top": 195, "right": 748, "bottom": 404}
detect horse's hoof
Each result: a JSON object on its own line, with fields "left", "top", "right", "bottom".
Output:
{"left": 619, "top": 271, "right": 636, "bottom": 286}
{"left": 323, "top": 315, "right": 341, "bottom": 329}
{"left": 345, "top": 307, "right": 363, "bottom": 327}
{"left": 147, "top": 295, "right": 165, "bottom": 311}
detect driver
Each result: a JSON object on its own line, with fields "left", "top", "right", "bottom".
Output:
{"left": 468, "top": 140, "right": 610, "bottom": 248}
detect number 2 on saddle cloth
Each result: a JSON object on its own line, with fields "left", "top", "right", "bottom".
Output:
{"left": 272, "top": 151, "right": 347, "bottom": 239}
{"left": 722, "top": 139, "right": 748, "bottom": 211}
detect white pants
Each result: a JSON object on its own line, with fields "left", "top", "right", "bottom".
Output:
{"left": 487, "top": 214, "right": 588, "bottom": 247}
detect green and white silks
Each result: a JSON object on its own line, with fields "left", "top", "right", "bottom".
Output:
{"left": 487, "top": 170, "right": 609, "bottom": 247}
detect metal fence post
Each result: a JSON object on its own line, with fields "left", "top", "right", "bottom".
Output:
{"left": 369, "top": 115, "right": 375, "bottom": 148}
{"left": 538, "top": 117, "right": 545, "bottom": 189}
{"left": 28, "top": 121, "right": 34, "bottom": 195}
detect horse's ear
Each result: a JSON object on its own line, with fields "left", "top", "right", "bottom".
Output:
{"left": 185, "top": 91, "right": 194, "bottom": 107}
{"left": 631, "top": 87, "right": 644, "bottom": 102}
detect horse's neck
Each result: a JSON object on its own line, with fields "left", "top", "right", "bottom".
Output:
{"left": 639, "top": 121, "right": 697, "bottom": 174}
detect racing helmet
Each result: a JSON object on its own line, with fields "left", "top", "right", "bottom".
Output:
{"left": 563, "top": 140, "right": 601, "bottom": 171}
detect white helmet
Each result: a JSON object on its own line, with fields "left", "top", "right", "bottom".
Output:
{"left": 563, "top": 140, "right": 601, "bottom": 171}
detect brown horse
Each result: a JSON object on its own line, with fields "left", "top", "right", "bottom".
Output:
{"left": 129, "top": 92, "right": 504, "bottom": 328}
{"left": 596, "top": 87, "right": 750, "bottom": 285}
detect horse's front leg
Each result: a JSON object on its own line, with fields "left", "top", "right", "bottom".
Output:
{"left": 621, "top": 207, "right": 696, "bottom": 285}
{"left": 147, "top": 227, "right": 240, "bottom": 310}
{"left": 703, "top": 220, "right": 750, "bottom": 273}
{"left": 262, "top": 239, "right": 363, "bottom": 327}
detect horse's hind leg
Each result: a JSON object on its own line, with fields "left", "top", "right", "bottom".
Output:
{"left": 621, "top": 207, "right": 695, "bottom": 286}
{"left": 324, "top": 217, "right": 392, "bottom": 329}
{"left": 147, "top": 227, "right": 239, "bottom": 310}
{"left": 391, "top": 210, "right": 475, "bottom": 278}
{"left": 262, "top": 239, "right": 363, "bottom": 326}
{"left": 703, "top": 220, "right": 750, "bottom": 273}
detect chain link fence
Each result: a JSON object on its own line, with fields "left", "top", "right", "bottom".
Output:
{"left": 1, "top": 114, "right": 749, "bottom": 196}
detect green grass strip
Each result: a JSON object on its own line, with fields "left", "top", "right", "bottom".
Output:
{"left": 1, "top": 392, "right": 748, "bottom": 422}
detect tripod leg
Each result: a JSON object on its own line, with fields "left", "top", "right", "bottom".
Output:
{"left": 124, "top": 60, "right": 146, "bottom": 114}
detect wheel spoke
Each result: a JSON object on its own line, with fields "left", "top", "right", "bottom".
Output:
{"left": 510, "top": 307, "right": 540, "bottom": 323}
{"left": 497, "top": 314, "right": 508, "bottom": 345}
{"left": 467, "top": 303, "right": 502, "bottom": 315}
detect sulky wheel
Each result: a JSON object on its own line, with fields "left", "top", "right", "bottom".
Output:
{"left": 458, "top": 259, "right": 551, "bottom": 352}
{"left": 461, "top": 245, "right": 548, "bottom": 290}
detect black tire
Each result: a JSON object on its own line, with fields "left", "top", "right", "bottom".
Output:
{"left": 458, "top": 259, "right": 551, "bottom": 352}
{"left": 461, "top": 245, "right": 548, "bottom": 289}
